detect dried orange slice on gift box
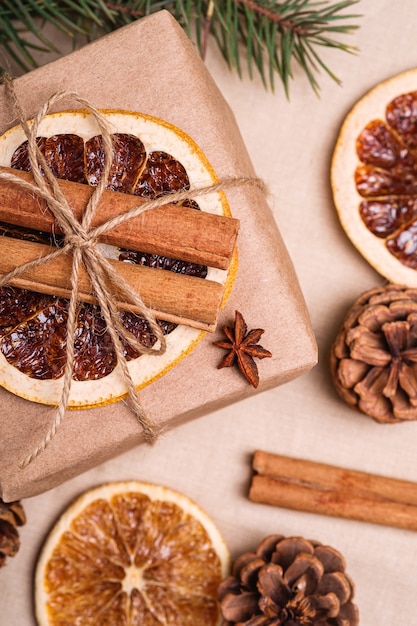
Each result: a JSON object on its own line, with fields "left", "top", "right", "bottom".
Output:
{"left": 34, "top": 481, "right": 230, "bottom": 625}
{"left": 0, "top": 110, "right": 238, "bottom": 408}
{"left": 331, "top": 68, "right": 417, "bottom": 285}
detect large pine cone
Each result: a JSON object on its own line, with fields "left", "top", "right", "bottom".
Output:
{"left": 0, "top": 498, "right": 26, "bottom": 567}
{"left": 330, "top": 284, "right": 417, "bottom": 423}
{"left": 218, "top": 535, "right": 358, "bottom": 626}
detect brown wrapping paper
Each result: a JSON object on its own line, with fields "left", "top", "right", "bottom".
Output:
{"left": 0, "top": 11, "right": 317, "bottom": 501}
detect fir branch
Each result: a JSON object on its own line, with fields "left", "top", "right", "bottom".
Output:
{"left": 0, "top": 0, "right": 361, "bottom": 94}
{"left": 105, "top": 2, "right": 145, "bottom": 17}
{"left": 232, "top": 0, "right": 306, "bottom": 33}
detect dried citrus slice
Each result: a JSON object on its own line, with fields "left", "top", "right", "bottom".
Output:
{"left": 0, "top": 109, "right": 237, "bottom": 407}
{"left": 34, "top": 481, "right": 230, "bottom": 625}
{"left": 331, "top": 68, "right": 417, "bottom": 286}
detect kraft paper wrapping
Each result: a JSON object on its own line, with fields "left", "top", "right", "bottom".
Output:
{"left": 0, "top": 12, "right": 317, "bottom": 501}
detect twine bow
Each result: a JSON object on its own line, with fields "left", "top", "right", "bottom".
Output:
{"left": 0, "top": 73, "right": 265, "bottom": 469}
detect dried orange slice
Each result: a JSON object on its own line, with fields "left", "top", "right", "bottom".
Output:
{"left": 0, "top": 110, "right": 237, "bottom": 408}
{"left": 34, "top": 481, "right": 230, "bottom": 625}
{"left": 331, "top": 68, "right": 417, "bottom": 286}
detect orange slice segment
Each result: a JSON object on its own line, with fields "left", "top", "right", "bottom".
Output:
{"left": 34, "top": 481, "right": 230, "bottom": 626}
{"left": 0, "top": 109, "right": 238, "bottom": 408}
{"left": 331, "top": 68, "right": 417, "bottom": 286}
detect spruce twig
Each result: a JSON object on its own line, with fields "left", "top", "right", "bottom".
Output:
{"left": 0, "top": 0, "right": 361, "bottom": 94}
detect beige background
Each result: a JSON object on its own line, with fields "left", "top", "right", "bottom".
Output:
{"left": 1, "top": 1, "right": 417, "bottom": 623}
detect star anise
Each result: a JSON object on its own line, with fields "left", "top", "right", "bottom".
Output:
{"left": 213, "top": 310, "right": 272, "bottom": 388}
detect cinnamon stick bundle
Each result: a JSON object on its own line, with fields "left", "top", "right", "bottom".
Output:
{"left": 249, "top": 450, "right": 417, "bottom": 532}
{"left": 0, "top": 166, "right": 239, "bottom": 269}
{"left": 0, "top": 166, "right": 240, "bottom": 331}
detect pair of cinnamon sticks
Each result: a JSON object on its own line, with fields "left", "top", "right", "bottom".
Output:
{"left": 0, "top": 167, "right": 240, "bottom": 331}
{"left": 249, "top": 450, "right": 417, "bottom": 532}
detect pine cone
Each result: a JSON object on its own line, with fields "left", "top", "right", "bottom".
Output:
{"left": 218, "top": 535, "right": 358, "bottom": 626}
{"left": 0, "top": 498, "right": 26, "bottom": 567}
{"left": 330, "top": 284, "right": 417, "bottom": 423}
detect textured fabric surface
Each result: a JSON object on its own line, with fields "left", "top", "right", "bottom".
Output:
{"left": 1, "top": 1, "right": 417, "bottom": 624}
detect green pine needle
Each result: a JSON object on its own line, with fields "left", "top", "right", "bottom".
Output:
{"left": 0, "top": 0, "right": 361, "bottom": 94}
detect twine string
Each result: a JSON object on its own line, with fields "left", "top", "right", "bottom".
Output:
{"left": 0, "top": 73, "right": 265, "bottom": 468}
{"left": 0, "top": 75, "right": 169, "bottom": 466}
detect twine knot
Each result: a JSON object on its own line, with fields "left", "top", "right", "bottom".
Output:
{"left": 65, "top": 231, "right": 97, "bottom": 250}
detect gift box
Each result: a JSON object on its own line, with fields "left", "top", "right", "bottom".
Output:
{"left": 0, "top": 11, "right": 317, "bottom": 501}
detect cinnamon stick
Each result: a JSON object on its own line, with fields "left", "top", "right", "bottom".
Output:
{"left": 0, "top": 236, "right": 224, "bottom": 331}
{"left": 250, "top": 474, "right": 417, "bottom": 532}
{"left": 0, "top": 166, "right": 239, "bottom": 270}
{"left": 249, "top": 450, "right": 417, "bottom": 532}
{"left": 252, "top": 450, "right": 417, "bottom": 506}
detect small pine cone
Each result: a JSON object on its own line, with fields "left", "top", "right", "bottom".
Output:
{"left": 330, "top": 284, "right": 417, "bottom": 423}
{"left": 0, "top": 498, "right": 26, "bottom": 567}
{"left": 218, "top": 535, "right": 358, "bottom": 626}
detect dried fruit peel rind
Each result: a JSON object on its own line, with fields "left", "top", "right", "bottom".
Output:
{"left": 0, "top": 109, "right": 238, "bottom": 408}
{"left": 34, "top": 481, "right": 230, "bottom": 626}
{"left": 331, "top": 68, "right": 417, "bottom": 286}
